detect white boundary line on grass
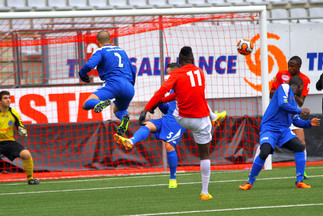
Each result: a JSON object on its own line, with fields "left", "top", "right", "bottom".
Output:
{"left": 1, "top": 174, "right": 323, "bottom": 196}
{"left": 0, "top": 170, "right": 245, "bottom": 186}
{"left": 125, "top": 203, "right": 323, "bottom": 216}
{"left": 0, "top": 173, "right": 196, "bottom": 186}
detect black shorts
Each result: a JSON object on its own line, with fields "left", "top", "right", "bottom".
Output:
{"left": 0, "top": 141, "right": 26, "bottom": 161}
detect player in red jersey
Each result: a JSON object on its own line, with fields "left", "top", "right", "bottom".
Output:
{"left": 271, "top": 56, "right": 310, "bottom": 104}
{"left": 271, "top": 56, "right": 311, "bottom": 178}
{"left": 139, "top": 46, "right": 216, "bottom": 200}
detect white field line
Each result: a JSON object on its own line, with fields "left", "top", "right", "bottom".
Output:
{"left": 4, "top": 166, "right": 322, "bottom": 185}
{"left": 0, "top": 170, "right": 245, "bottom": 186}
{"left": 1, "top": 174, "right": 323, "bottom": 196}
{"left": 0, "top": 172, "right": 195, "bottom": 186}
{"left": 125, "top": 203, "right": 323, "bottom": 216}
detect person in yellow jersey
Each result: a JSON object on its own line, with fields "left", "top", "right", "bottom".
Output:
{"left": 0, "top": 90, "right": 39, "bottom": 185}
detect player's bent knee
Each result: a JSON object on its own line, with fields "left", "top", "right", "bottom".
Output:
{"left": 165, "top": 142, "right": 175, "bottom": 152}
{"left": 283, "top": 137, "right": 304, "bottom": 152}
{"left": 259, "top": 143, "right": 273, "bottom": 160}
{"left": 19, "top": 149, "right": 32, "bottom": 160}
{"left": 291, "top": 142, "right": 305, "bottom": 153}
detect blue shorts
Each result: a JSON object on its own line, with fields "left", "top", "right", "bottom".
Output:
{"left": 93, "top": 80, "right": 135, "bottom": 111}
{"left": 259, "top": 127, "right": 297, "bottom": 150}
{"left": 150, "top": 117, "right": 186, "bottom": 147}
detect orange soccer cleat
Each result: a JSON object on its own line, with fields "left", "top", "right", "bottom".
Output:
{"left": 113, "top": 134, "right": 133, "bottom": 150}
{"left": 200, "top": 193, "right": 213, "bottom": 200}
{"left": 239, "top": 182, "right": 252, "bottom": 190}
{"left": 296, "top": 181, "right": 311, "bottom": 189}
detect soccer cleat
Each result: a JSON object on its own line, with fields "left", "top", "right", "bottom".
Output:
{"left": 168, "top": 179, "right": 178, "bottom": 189}
{"left": 114, "top": 133, "right": 133, "bottom": 150}
{"left": 239, "top": 182, "right": 252, "bottom": 190}
{"left": 296, "top": 181, "right": 311, "bottom": 189}
{"left": 94, "top": 100, "right": 111, "bottom": 113}
{"left": 117, "top": 114, "right": 130, "bottom": 136}
{"left": 28, "top": 178, "right": 40, "bottom": 185}
{"left": 212, "top": 111, "right": 227, "bottom": 127}
{"left": 303, "top": 172, "right": 311, "bottom": 180}
{"left": 200, "top": 193, "right": 213, "bottom": 200}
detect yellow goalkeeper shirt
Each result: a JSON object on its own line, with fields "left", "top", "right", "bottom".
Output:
{"left": 0, "top": 107, "right": 23, "bottom": 141}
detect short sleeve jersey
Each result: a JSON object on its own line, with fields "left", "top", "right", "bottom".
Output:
{"left": 271, "top": 71, "right": 310, "bottom": 97}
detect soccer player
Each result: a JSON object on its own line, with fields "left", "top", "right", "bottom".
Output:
{"left": 78, "top": 30, "right": 136, "bottom": 136}
{"left": 239, "top": 76, "right": 320, "bottom": 190}
{"left": 0, "top": 91, "right": 40, "bottom": 185}
{"left": 270, "top": 56, "right": 311, "bottom": 178}
{"left": 137, "top": 46, "right": 223, "bottom": 200}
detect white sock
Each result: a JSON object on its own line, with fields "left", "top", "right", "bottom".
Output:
{"left": 200, "top": 159, "right": 211, "bottom": 195}
{"left": 304, "top": 148, "right": 307, "bottom": 161}
{"left": 208, "top": 105, "right": 217, "bottom": 121}
{"left": 254, "top": 144, "right": 260, "bottom": 158}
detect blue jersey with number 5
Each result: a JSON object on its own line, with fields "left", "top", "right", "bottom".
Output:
{"left": 79, "top": 45, "right": 136, "bottom": 85}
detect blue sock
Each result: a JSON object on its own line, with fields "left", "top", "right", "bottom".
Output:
{"left": 295, "top": 152, "right": 306, "bottom": 183}
{"left": 167, "top": 150, "right": 177, "bottom": 180}
{"left": 84, "top": 99, "right": 100, "bottom": 110}
{"left": 130, "top": 126, "right": 150, "bottom": 145}
{"left": 115, "top": 110, "right": 128, "bottom": 120}
{"left": 248, "top": 156, "right": 265, "bottom": 185}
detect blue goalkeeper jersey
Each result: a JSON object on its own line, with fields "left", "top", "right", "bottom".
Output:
{"left": 260, "top": 84, "right": 311, "bottom": 132}
{"left": 79, "top": 44, "right": 136, "bottom": 85}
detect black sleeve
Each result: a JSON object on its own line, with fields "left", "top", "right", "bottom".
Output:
{"left": 316, "top": 73, "right": 323, "bottom": 91}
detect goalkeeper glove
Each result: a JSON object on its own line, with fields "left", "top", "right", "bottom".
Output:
{"left": 18, "top": 126, "right": 28, "bottom": 137}
{"left": 79, "top": 73, "right": 90, "bottom": 83}
{"left": 149, "top": 101, "right": 163, "bottom": 114}
{"left": 138, "top": 110, "right": 147, "bottom": 126}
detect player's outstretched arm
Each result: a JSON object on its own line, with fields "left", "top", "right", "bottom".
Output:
{"left": 292, "top": 114, "right": 312, "bottom": 129}
{"left": 310, "top": 118, "right": 320, "bottom": 127}
{"left": 149, "top": 100, "right": 163, "bottom": 114}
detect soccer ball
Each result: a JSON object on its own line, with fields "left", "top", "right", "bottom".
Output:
{"left": 237, "top": 39, "right": 254, "bottom": 56}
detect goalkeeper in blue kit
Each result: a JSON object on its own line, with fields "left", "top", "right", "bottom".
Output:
{"left": 239, "top": 75, "right": 320, "bottom": 190}
{"left": 79, "top": 30, "right": 136, "bottom": 135}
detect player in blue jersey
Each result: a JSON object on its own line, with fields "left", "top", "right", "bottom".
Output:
{"left": 239, "top": 75, "right": 320, "bottom": 190}
{"left": 79, "top": 30, "right": 136, "bottom": 135}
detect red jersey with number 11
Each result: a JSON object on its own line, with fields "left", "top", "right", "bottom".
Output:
{"left": 145, "top": 64, "right": 209, "bottom": 118}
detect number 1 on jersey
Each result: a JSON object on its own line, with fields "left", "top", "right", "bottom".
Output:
{"left": 187, "top": 70, "right": 202, "bottom": 87}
